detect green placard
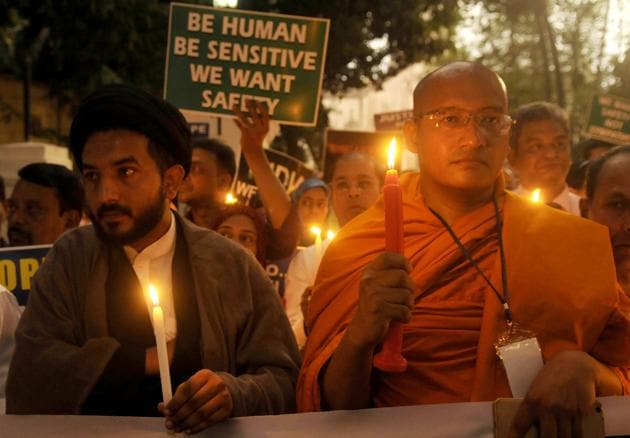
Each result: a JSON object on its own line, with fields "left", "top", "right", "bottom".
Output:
{"left": 584, "top": 94, "right": 630, "bottom": 145}
{"left": 165, "top": 3, "right": 329, "bottom": 127}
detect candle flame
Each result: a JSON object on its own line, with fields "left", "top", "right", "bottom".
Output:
{"left": 327, "top": 230, "right": 335, "bottom": 240}
{"left": 149, "top": 284, "right": 159, "bottom": 307}
{"left": 530, "top": 188, "right": 542, "bottom": 203}
{"left": 387, "top": 137, "right": 397, "bottom": 170}
{"left": 310, "top": 225, "right": 322, "bottom": 237}
{"left": 225, "top": 193, "right": 237, "bottom": 205}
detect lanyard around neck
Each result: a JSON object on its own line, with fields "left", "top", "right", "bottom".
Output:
{"left": 428, "top": 194, "right": 512, "bottom": 325}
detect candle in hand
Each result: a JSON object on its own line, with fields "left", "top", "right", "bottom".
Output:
{"left": 373, "top": 137, "right": 408, "bottom": 373}
{"left": 310, "top": 225, "right": 323, "bottom": 259}
{"left": 149, "top": 284, "right": 173, "bottom": 404}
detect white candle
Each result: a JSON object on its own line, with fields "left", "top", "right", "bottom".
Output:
{"left": 310, "top": 226, "right": 322, "bottom": 259}
{"left": 149, "top": 284, "right": 173, "bottom": 404}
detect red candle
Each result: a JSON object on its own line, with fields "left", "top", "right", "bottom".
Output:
{"left": 373, "top": 138, "right": 408, "bottom": 373}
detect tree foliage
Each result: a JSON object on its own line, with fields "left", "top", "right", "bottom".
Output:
{"left": 460, "top": 0, "right": 626, "bottom": 141}
{"left": 239, "top": 0, "right": 459, "bottom": 94}
{"left": 0, "top": 0, "right": 169, "bottom": 102}
{"left": 0, "top": 0, "right": 461, "bottom": 160}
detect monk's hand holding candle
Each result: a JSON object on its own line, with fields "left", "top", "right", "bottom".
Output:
{"left": 321, "top": 252, "right": 415, "bottom": 410}
{"left": 160, "top": 369, "right": 233, "bottom": 435}
{"left": 348, "top": 252, "right": 415, "bottom": 348}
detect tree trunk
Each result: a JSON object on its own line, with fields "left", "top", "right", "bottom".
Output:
{"left": 595, "top": 0, "right": 610, "bottom": 85}
{"left": 539, "top": 0, "right": 565, "bottom": 106}
{"left": 534, "top": 12, "right": 553, "bottom": 101}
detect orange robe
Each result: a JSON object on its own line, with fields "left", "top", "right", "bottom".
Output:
{"left": 297, "top": 172, "right": 630, "bottom": 411}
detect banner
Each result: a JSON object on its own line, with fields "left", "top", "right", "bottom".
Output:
{"left": 0, "top": 245, "right": 52, "bottom": 305}
{"left": 584, "top": 94, "right": 630, "bottom": 145}
{"left": 188, "top": 121, "right": 210, "bottom": 138}
{"left": 234, "top": 149, "right": 315, "bottom": 207}
{"left": 322, "top": 129, "right": 404, "bottom": 181}
{"left": 373, "top": 110, "right": 414, "bottom": 131}
{"left": 165, "top": 3, "right": 330, "bottom": 126}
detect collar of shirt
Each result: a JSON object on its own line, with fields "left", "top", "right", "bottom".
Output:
{"left": 123, "top": 212, "right": 176, "bottom": 265}
{"left": 123, "top": 211, "right": 178, "bottom": 341}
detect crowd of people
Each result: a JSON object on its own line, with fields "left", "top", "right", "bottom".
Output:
{"left": 0, "top": 61, "right": 628, "bottom": 436}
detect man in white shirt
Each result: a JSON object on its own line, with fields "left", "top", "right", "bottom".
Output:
{"left": 508, "top": 101, "right": 581, "bottom": 215}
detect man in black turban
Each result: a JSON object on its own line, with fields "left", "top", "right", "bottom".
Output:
{"left": 7, "top": 85, "right": 301, "bottom": 434}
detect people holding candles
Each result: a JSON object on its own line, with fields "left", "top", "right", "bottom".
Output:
{"left": 285, "top": 152, "right": 383, "bottom": 349}
{"left": 298, "top": 62, "right": 630, "bottom": 437}
{"left": 6, "top": 85, "right": 301, "bottom": 434}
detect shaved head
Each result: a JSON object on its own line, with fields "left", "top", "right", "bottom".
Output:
{"left": 403, "top": 60, "right": 511, "bottom": 211}
{"left": 413, "top": 62, "right": 508, "bottom": 115}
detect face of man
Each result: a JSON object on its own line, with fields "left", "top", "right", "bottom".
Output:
{"left": 509, "top": 119, "right": 571, "bottom": 193}
{"left": 81, "top": 129, "right": 183, "bottom": 249}
{"left": 583, "top": 153, "right": 630, "bottom": 288}
{"left": 406, "top": 67, "right": 510, "bottom": 197}
{"left": 298, "top": 187, "right": 329, "bottom": 229}
{"left": 331, "top": 156, "right": 381, "bottom": 227}
{"left": 216, "top": 213, "right": 258, "bottom": 255}
{"left": 178, "top": 148, "right": 230, "bottom": 206}
{"left": 7, "top": 180, "right": 76, "bottom": 246}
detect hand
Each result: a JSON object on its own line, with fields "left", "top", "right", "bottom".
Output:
{"left": 346, "top": 252, "right": 415, "bottom": 349}
{"left": 232, "top": 99, "right": 269, "bottom": 156}
{"left": 508, "top": 350, "right": 599, "bottom": 438}
{"left": 159, "top": 369, "right": 233, "bottom": 434}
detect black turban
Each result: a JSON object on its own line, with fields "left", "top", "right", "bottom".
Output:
{"left": 69, "top": 84, "right": 191, "bottom": 174}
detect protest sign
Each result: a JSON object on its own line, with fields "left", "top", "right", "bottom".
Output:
{"left": 584, "top": 94, "right": 630, "bottom": 145}
{"left": 234, "top": 148, "right": 315, "bottom": 206}
{"left": 0, "top": 245, "right": 51, "bottom": 305}
{"left": 165, "top": 3, "right": 330, "bottom": 126}
{"left": 373, "top": 110, "right": 414, "bottom": 131}
{"left": 188, "top": 121, "right": 210, "bottom": 138}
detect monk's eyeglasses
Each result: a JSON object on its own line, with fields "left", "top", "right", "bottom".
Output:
{"left": 415, "top": 109, "right": 514, "bottom": 135}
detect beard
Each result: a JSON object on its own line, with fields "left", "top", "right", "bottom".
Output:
{"left": 8, "top": 224, "right": 33, "bottom": 246}
{"left": 89, "top": 187, "right": 167, "bottom": 246}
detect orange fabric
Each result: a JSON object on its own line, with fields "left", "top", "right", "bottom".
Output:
{"left": 297, "top": 172, "right": 630, "bottom": 412}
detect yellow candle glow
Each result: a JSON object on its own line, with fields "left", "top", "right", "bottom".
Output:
{"left": 149, "top": 284, "right": 172, "bottom": 404}
{"left": 327, "top": 230, "right": 336, "bottom": 240}
{"left": 530, "top": 188, "right": 542, "bottom": 203}
{"left": 225, "top": 192, "right": 237, "bottom": 205}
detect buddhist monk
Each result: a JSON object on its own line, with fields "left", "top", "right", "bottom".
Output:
{"left": 297, "top": 62, "right": 630, "bottom": 438}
